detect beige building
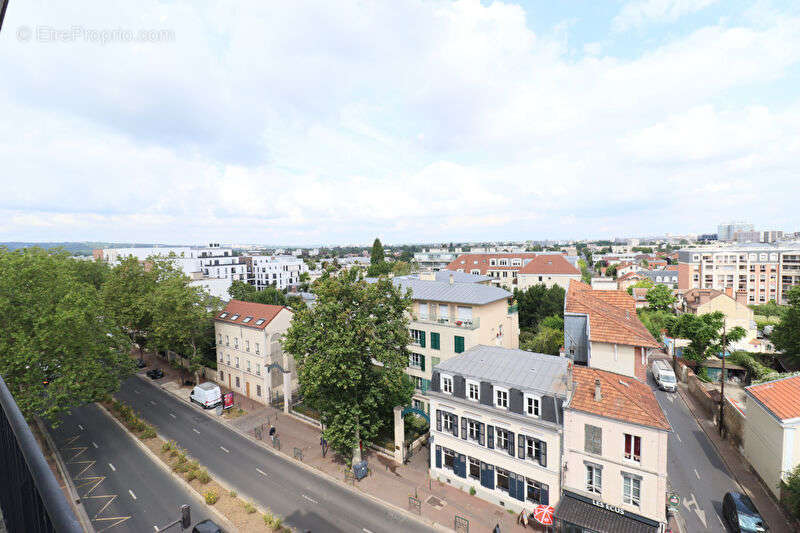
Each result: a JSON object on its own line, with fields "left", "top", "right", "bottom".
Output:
{"left": 559, "top": 366, "right": 670, "bottom": 533}
{"left": 744, "top": 375, "right": 800, "bottom": 500}
{"left": 516, "top": 254, "right": 581, "bottom": 291}
{"left": 385, "top": 274, "right": 519, "bottom": 412}
{"left": 679, "top": 288, "right": 757, "bottom": 350}
{"left": 428, "top": 346, "right": 570, "bottom": 513}
{"left": 446, "top": 252, "right": 577, "bottom": 290}
{"left": 213, "top": 300, "right": 297, "bottom": 405}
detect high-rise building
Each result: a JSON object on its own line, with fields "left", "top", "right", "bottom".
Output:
{"left": 717, "top": 222, "right": 754, "bottom": 241}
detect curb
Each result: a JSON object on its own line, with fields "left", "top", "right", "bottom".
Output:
{"left": 95, "top": 403, "right": 238, "bottom": 533}
{"left": 34, "top": 417, "right": 95, "bottom": 533}
{"left": 137, "top": 373, "right": 449, "bottom": 532}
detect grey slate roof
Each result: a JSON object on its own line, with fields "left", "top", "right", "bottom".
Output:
{"left": 434, "top": 345, "right": 570, "bottom": 396}
{"left": 397, "top": 271, "right": 492, "bottom": 284}
{"left": 365, "top": 276, "right": 510, "bottom": 305}
{"left": 637, "top": 269, "right": 678, "bottom": 283}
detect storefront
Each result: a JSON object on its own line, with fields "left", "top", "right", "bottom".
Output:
{"left": 555, "top": 491, "right": 662, "bottom": 533}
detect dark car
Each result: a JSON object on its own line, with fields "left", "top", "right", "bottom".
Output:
{"left": 723, "top": 491, "right": 768, "bottom": 532}
{"left": 192, "top": 519, "right": 223, "bottom": 533}
{"left": 146, "top": 368, "right": 164, "bottom": 380}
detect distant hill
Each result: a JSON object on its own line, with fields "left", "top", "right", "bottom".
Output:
{"left": 0, "top": 242, "right": 169, "bottom": 256}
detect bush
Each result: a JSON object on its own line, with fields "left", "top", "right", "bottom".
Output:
{"left": 139, "top": 427, "right": 156, "bottom": 439}
{"left": 162, "top": 441, "right": 174, "bottom": 452}
{"left": 188, "top": 460, "right": 200, "bottom": 470}
{"left": 263, "top": 511, "right": 282, "bottom": 529}
{"left": 197, "top": 469, "right": 211, "bottom": 484}
{"left": 204, "top": 489, "right": 218, "bottom": 505}
{"left": 229, "top": 490, "right": 237, "bottom": 498}
{"left": 176, "top": 453, "right": 187, "bottom": 464}
{"left": 186, "top": 469, "right": 198, "bottom": 481}
{"left": 469, "top": 486, "right": 476, "bottom": 496}
{"left": 244, "top": 502, "right": 256, "bottom": 514}
{"left": 729, "top": 351, "right": 779, "bottom": 382}
{"left": 695, "top": 366, "right": 712, "bottom": 383}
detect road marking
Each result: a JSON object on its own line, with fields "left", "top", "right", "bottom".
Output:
{"left": 302, "top": 494, "right": 318, "bottom": 504}
{"left": 192, "top": 428, "right": 200, "bottom": 434}
{"left": 220, "top": 446, "right": 230, "bottom": 453}
{"left": 78, "top": 424, "right": 84, "bottom": 431}
{"left": 169, "top": 413, "right": 176, "bottom": 419}
{"left": 675, "top": 433, "right": 682, "bottom": 443}
{"left": 717, "top": 513, "right": 724, "bottom": 526}
{"left": 128, "top": 489, "right": 137, "bottom": 500}
{"left": 134, "top": 389, "right": 140, "bottom": 394}
{"left": 256, "top": 468, "right": 268, "bottom": 477}
{"left": 108, "top": 463, "right": 116, "bottom": 472}
{"left": 92, "top": 442, "right": 98, "bottom": 449}
{"left": 363, "top": 529, "right": 374, "bottom": 533}
{"left": 153, "top": 527, "right": 158, "bottom": 532}
{"left": 694, "top": 469, "right": 700, "bottom": 480}
{"left": 149, "top": 400, "right": 157, "bottom": 406}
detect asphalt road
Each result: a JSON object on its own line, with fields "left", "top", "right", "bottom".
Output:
{"left": 649, "top": 372, "right": 738, "bottom": 532}
{"left": 48, "top": 403, "right": 213, "bottom": 533}
{"left": 116, "top": 375, "right": 436, "bottom": 533}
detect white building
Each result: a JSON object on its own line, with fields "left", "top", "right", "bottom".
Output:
{"left": 248, "top": 255, "right": 309, "bottom": 291}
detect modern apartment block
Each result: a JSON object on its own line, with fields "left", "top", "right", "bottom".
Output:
{"left": 559, "top": 366, "right": 670, "bottom": 533}
{"left": 428, "top": 346, "right": 570, "bottom": 513}
{"left": 214, "top": 300, "right": 297, "bottom": 404}
{"left": 446, "top": 252, "right": 578, "bottom": 290}
{"left": 382, "top": 273, "right": 519, "bottom": 412}
{"left": 245, "top": 255, "right": 309, "bottom": 291}
{"left": 99, "top": 243, "right": 248, "bottom": 281}
{"left": 677, "top": 243, "right": 800, "bottom": 304}
{"left": 718, "top": 221, "right": 754, "bottom": 241}
{"left": 413, "top": 249, "right": 458, "bottom": 271}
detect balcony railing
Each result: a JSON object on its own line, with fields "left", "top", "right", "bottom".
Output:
{"left": 412, "top": 316, "right": 480, "bottom": 330}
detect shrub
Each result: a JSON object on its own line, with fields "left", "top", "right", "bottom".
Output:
{"left": 244, "top": 502, "right": 256, "bottom": 514}
{"left": 204, "top": 489, "right": 218, "bottom": 505}
{"left": 162, "top": 441, "right": 173, "bottom": 452}
{"left": 175, "top": 463, "right": 190, "bottom": 473}
{"left": 263, "top": 511, "right": 282, "bottom": 529}
{"left": 186, "top": 469, "right": 198, "bottom": 481}
{"left": 229, "top": 490, "right": 237, "bottom": 498}
{"left": 695, "top": 366, "right": 712, "bottom": 383}
{"left": 176, "top": 453, "right": 187, "bottom": 464}
{"left": 469, "top": 487, "right": 476, "bottom": 496}
{"left": 169, "top": 448, "right": 180, "bottom": 458}
{"left": 139, "top": 427, "right": 156, "bottom": 439}
{"left": 272, "top": 516, "right": 282, "bottom": 529}
{"left": 188, "top": 460, "right": 199, "bottom": 470}
{"left": 197, "top": 469, "right": 211, "bottom": 484}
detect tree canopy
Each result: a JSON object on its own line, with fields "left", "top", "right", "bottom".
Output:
{"left": 771, "top": 286, "right": 800, "bottom": 361}
{"left": 645, "top": 284, "right": 676, "bottom": 311}
{"left": 370, "top": 238, "right": 384, "bottom": 265}
{"left": 666, "top": 311, "right": 746, "bottom": 362}
{"left": 282, "top": 272, "right": 413, "bottom": 464}
{"left": 228, "top": 280, "right": 287, "bottom": 306}
{"left": 514, "top": 284, "right": 565, "bottom": 330}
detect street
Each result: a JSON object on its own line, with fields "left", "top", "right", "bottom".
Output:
{"left": 650, "top": 373, "right": 738, "bottom": 532}
{"left": 116, "top": 375, "right": 436, "bottom": 533}
{"left": 48, "top": 403, "right": 213, "bottom": 533}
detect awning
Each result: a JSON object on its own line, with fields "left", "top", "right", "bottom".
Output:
{"left": 556, "top": 492, "right": 659, "bottom": 533}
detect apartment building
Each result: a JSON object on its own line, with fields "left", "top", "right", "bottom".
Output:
{"left": 446, "top": 252, "right": 577, "bottom": 290}
{"left": 246, "top": 255, "right": 308, "bottom": 291}
{"left": 559, "top": 366, "right": 670, "bottom": 533}
{"left": 100, "top": 243, "right": 248, "bottom": 282}
{"left": 428, "top": 346, "right": 570, "bottom": 513}
{"left": 380, "top": 274, "right": 519, "bottom": 412}
{"left": 564, "top": 281, "right": 660, "bottom": 381}
{"left": 718, "top": 221, "right": 754, "bottom": 242}
{"left": 517, "top": 255, "right": 581, "bottom": 291}
{"left": 677, "top": 243, "right": 800, "bottom": 304}
{"left": 214, "top": 300, "right": 297, "bottom": 405}
{"left": 413, "top": 249, "right": 458, "bottom": 271}
{"left": 679, "top": 288, "right": 756, "bottom": 350}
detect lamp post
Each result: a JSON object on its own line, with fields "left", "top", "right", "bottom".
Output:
{"left": 718, "top": 322, "right": 727, "bottom": 436}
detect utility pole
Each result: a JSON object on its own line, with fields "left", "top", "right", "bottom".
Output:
{"left": 718, "top": 322, "right": 726, "bottom": 436}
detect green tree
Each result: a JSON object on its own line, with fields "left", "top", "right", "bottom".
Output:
{"left": 228, "top": 279, "right": 258, "bottom": 301}
{"left": 666, "top": 311, "right": 746, "bottom": 363}
{"left": 282, "top": 273, "right": 413, "bottom": 464}
{"left": 228, "top": 280, "right": 287, "bottom": 306}
{"left": 513, "top": 285, "right": 565, "bottom": 330}
{"left": 522, "top": 327, "right": 563, "bottom": 355}
{"left": 771, "top": 286, "right": 800, "bottom": 362}
{"left": 366, "top": 261, "right": 392, "bottom": 277}
{"left": 391, "top": 261, "right": 412, "bottom": 276}
{"left": 102, "top": 256, "right": 158, "bottom": 359}
{"left": 285, "top": 294, "right": 307, "bottom": 311}
{"left": 0, "top": 248, "right": 134, "bottom": 421}
{"left": 637, "top": 309, "right": 673, "bottom": 342}
{"left": 370, "top": 238, "right": 385, "bottom": 265}
{"left": 605, "top": 264, "right": 618, "bottom": 278}
{"left": 645, "top": 284, "right": 676, "bottom": 311}
{"left": 626, "top": 278, "right": 654, "bottom": 295}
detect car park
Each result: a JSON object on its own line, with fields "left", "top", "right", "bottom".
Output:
{"left": 651, "top": 359, "right": 677, "bottom": 392}
{"left": 722, "top": 491, "right": 768, "bottom": 532}
{"left": 190, "top": 382, "right": 222, "bottom": 409}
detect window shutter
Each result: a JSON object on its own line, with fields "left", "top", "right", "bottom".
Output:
{"left": 436, "top": 410, "right": 442, "bottom": 432}
{"left": 452, "top": 415, "right": 459, "bottom": 437}
{"left": 419, "top": 332, "right": 426, "bottom": 348}
{"left": 435, "top": 446, "right": 442, "bottom": 469}
{"left": 431, "top": 333, "right": 440, "bottom": 350}
{"left": 516, "top": 475, "right": 525, "bottom": 502}
{"left": 454, "top": 336, "right": 465, "bottom": 353}
{"left": 420, "top": 355, "right": 425, "bottom": 372}
{"left": 430, "top": 371, "right": 440, "bottom": 392}
{"left": 487, "top": 425, "right": 494, "bottom": 449}
{"left": 479, "top": 381, "right": 493, "bottom": 406}
{"left": 508, "top": 473, "right": 517, "bottom": 500}
{"left": 541, "top": 483, "right": 549, "bottom": 505}
{"left": 540, "top": 441, "right": 547, "bottom": 468}
{"left": 509, "top": 388, "right": 523, "bottom": 414}
{"left": 478, "top": 423, "right": 485, "bottom": 446}
{"left": 457, "top": 454, "right": 466, "bottom": 478}
{"left": 461, "top": 417, "right": 467, "bottom": 440}
{"left": 507, "top": 431, "right": 515, "bottom": 456}
{"left": 518, "top": 434, "right": 525, "bottom": 459}
{"left": 485, "top": 464, "right": 495, "bottom": 490}
{"left": 454, "top": 375, "right": 466, "bottom": 398}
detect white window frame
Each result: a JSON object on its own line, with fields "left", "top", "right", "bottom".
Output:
{"left": 409, "top": 353, "right": 423, "bottom": 368}
{"left": 441, "top": 374, "right": 453, "bottom": 395}
{"left": 494, "top": 386, "right": 509, "bottom": 409}
{"left": 524, "top": 393, "right": 541, "bottom": 418}
{"left": 586, "top": 464, "right": 602, "bottom": 494}
{"left": 466, "top": 380, "right": 480, "bottom": 402}
{"left": 468, "top": 420, "right": 480, "bottom": 441}
{"left": 442, "top": 412, "right": 455, "bottom": 433}
{"left": 622, "top": 473, "right": 641, "bottom": 507}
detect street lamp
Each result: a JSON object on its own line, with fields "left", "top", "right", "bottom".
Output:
{"left": 718, "top": 321, "right": 727, "bottom": 436}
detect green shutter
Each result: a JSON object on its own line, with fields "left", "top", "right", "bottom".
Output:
{"left": 431, "top": 332, "right": 440, "bottom": 350}
{"left": 431, "top": 356, "right": 441, "bottom": 368}
{"left": 455, "top": 336, "right": 465, "bottom": 353}
{"left": 420, "top": 354, "right": 426, "bottom": 372}
{"left": 422, "top": 379, "right": 430, "bottom": 393}
{"left": 419, "top": 331, "right": 426, "bottom": 348}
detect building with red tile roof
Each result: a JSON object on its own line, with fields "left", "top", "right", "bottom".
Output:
{"left": 446, "top": 252, "right": 577, "bottom": 291}
{"left": 564, "top": 281, "right": 660, "bottom": 381}
{"left": 517, "top": 254, "right": 581, "bottom": 291}
{"left": 743, "top": 375, "right": 800, "bottom": 499}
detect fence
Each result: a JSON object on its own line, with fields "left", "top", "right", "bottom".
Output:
{"left": 0, "top": 376, "right": 82, "bottom": 533}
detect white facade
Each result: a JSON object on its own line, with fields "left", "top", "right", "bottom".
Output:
{"left": 248, "top": 255, "right": 309, "bottom": 291}
{"left": 188, "top": 277, "right": 233, "bottom": 301}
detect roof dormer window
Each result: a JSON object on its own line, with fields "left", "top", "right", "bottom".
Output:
{"left": 242, "top": 316, "right": 253, "bottom": 323}
{"left": 255, "top": 319, "right": 265, "bottom": 326}
{"left": 219, "top": 312, "right": 228, "bottom": 318}
{"left": 230, "top": 314, "right": 240, "bottom": 320}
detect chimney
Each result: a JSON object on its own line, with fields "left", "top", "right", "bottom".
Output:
{"left": 449, "top": 274, "right": 454, "bottom": 285}
{"left": 594, "top": 379, "right": 602, "bottom": 402}
{"left": 724, "top": 286, "right": 733, "bottom": 299}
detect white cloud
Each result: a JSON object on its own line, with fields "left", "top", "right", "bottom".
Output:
{"left": 613, "top": 0, "right": 720, "bottom": 32}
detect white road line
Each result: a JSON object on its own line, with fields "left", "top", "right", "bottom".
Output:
{"left": 153, "top": 526, "right": 158, "bottom": 532}
{"left": 694, "top": 469, "right": 700, "bottom": 480}
{"left": 220, "top": 446, "right": 230, "bottom": 453}
{"left": 169, "top": 413, "right": 176, "bottom": 419}
{"left": 149, "top": 400, "right": 157, "bottom": 406}
{"left": 134, "top": 389, "right": 140, "bottom": 394}
{"left": 192, "top": 428, "right": 200, "bottom": 434}
{"left": 78, "top": 424, "right": 84, "bottom": 431}
{"left": 717, "top": 513, "right": 724, "bottom": 526}
{"left": 256, "top": 468, "right": 268, "bottom": 476}
{"left": 302, "top": 494, "right": 318, "bottom": 504}
{"left": 675, "top": 433, "right": 682, "bottom": 442}
{"left": 363, "top": 529, "right": 374, "bottom": 533}
{"left": 129, "top": 489, "right": 137, "bottom": 500}
{"left": 92, "top": 442, "right": 98, "bottom": 449}
{"left": 108, "top": 463, "right": 116, "bottom": 472}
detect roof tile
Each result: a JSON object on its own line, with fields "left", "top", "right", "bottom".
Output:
{"left": 746, "top": 375, "right": 800, "bottom": 421}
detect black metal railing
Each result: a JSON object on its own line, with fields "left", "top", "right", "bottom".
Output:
{"left": 0, "top": 376, "right": 83, "bottom": 533}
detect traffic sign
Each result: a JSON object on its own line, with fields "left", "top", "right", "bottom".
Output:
{"left": 668, "top": 492, "right": 681, "bottom": 508}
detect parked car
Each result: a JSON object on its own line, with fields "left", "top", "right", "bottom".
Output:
{"left": 651, "top": 359, "right": 677, "bottom": 392}
{"left": 146, "top": 368, "right": 164, "bottom": 380}
{"left": 190, "top": 382, "right": 222, "bottom": 409}
{"left": 192, "top": 519, "right": 223, "bottom": 533}
{"left": 723, "top": 491, "right": 768, "bottom": 532}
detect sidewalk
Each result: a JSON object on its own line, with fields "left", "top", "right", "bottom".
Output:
{"left": 677, "top": 382, "right": 798, "bottom": 533}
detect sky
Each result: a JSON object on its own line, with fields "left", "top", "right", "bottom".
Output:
{"left": 1, "top": 0, "right": 799, "bottom": 246}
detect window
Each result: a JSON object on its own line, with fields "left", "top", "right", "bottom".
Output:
{"left": 443, "top": 413, "right": 455, "bottom": 432}
{"left": 496, "top": 428, "right": 509, "bottom": 450}
{"left": 235, "top": 357, "right": 239, "bottom": 368}
{"left": 245, "top": 340, "right": 250, "bottom": 352}
{"left": 255, "top": 319, "right": 265, "bottom": 326}
{"left": 226, "top": 335, "right": 230, "bottom": 346}
{"left": 418, "top": 303, "right": 429, "bottom": 319}
{"left": 526, "top": 479, "right": 547, "bottom": 504}
{"left": 457, "top": 306, "right": 472, "bottom": 321}
{"left": 496, "top": 468, "right": 510, "bottom": 492}
{"left": 247, "top": 360, "right": 251, "bottom": 372}
{"left": 230, "top": 314, "right": 240, "bottom": 321}
{"left": 255, "top": 343, "right": 260, "bottom": 354}
{"left": 469, "top": 458, "right": 480, "bottom": 479}
{"left": 226, "top": 354, "right": 230, "bottom": 364}
{"left": 234, "top": 337, "right": 239, "bottom": 349}
{"left": 256, "top": 385, "right": 262, "bottom": 397}
{"left": 413, "top": 376, "right": 424, "bottom": 390}
{"left": 219, "top": 351, "right": 223, "bottom": 362}
{"left": 454, "top": 336, "right": 465, "bottom": 353}
{"left": 586, "top": 464, "right": 602, "bottom": 494}
{"left": 256, "top": 363, "right": 261, "bottom": 376}
{"left": 468, "top": 420, "right": 480, "bottom": 441}
{"left": 439, "top": 304, "right": 449, "bottom": 319}
{"left": 495, "top": 387, "right": 509, "bottom": 409}
{"left": 409, "top": 353, "right": 423, "bottom": 368}
{"left": 526, "top": 437, "right": 545, "bottom": 464}
{"left": 525, "top": 395, "right": 540, "bottom": 417}
{"left": 623, "top": 474, "right": 641, "bottom": 507}
{"left": 219, "top": 371, "right": 224, "bottom": 381}
{"left": 218, "top": 333, "right": 222, "bottom": 344}
{"left": 585, "top": 425, "right": 602, "bottom": 455}
{"left": 443, "top": 448, "right": 455, "bottom": 469}
{"left": 624, "top": 434, "right": 641, "bottom": 463}
{"left": 235, "top": 376, "right": 240, "bottom": 388}
{"left": 467, "top": 380, "right": 480, "bottom": 401}
{"left": 242, "top": 316, "right": 252, "bottom": 323}
{"left": 441, "top": 375, "right": 453, "bottom": 394}
{"left": 410, "top": 329, "right": 425, "bottom": 347}
{"left": 219, "top": 312, "right": 229, "bottom": 319}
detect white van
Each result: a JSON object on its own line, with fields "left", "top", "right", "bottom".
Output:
{"left": 651, "top": 360, "right": 677, "bottom": 392}
{"left": 190, "top": 382, "right": 222, "bottom": 409}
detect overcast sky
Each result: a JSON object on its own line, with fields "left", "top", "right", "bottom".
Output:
{"left": 1, "top": 0, "right": 799, "bottom": 246}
